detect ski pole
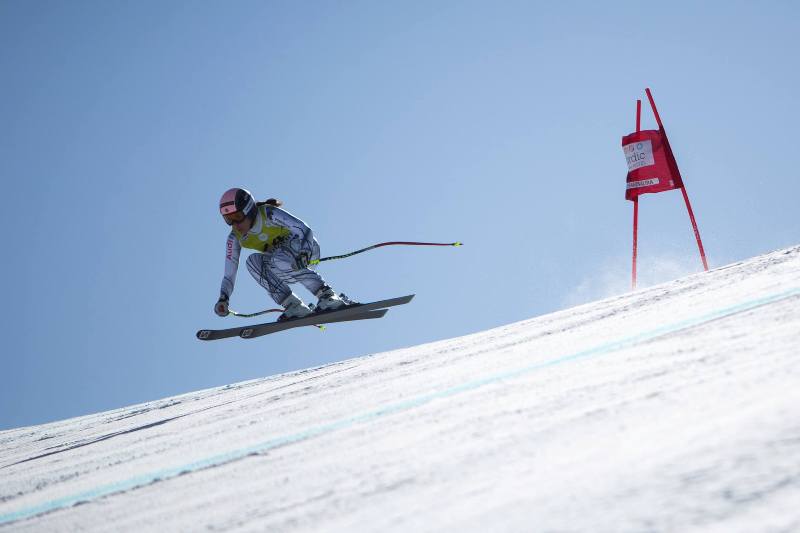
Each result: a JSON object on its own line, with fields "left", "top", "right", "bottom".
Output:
{"left": 227, "top": 308, "right": 326, "bottom": 330}
{"left": 309, "top": 241, "right": 463, "bottom": 266}
{"left": 225, "top": 241, "right": 461, "bottom": 327}
{"left": 227, "top": 308, "right": 283, "bottom": 318}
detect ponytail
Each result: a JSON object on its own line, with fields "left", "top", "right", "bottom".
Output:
{"left": 257, "top": 198, "right": 283, "bottom": 208}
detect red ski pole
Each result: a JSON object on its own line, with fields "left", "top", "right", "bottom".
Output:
{"left": 310, "top": 241, "right": 463, "bottom": 266}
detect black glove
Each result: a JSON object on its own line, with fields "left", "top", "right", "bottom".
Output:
{"left": 293, "top": 251, "right": 311, "bottom": 270}
{"left": 214, "top": 295, "right": 230, "bottom": 317}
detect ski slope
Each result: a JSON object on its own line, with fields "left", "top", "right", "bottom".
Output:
{"left": 2, "top": 246, "right": 800, "bottom": 532}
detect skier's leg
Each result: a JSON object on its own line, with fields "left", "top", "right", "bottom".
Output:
{"left": 286, "top": 238, "right": 329, "bottom": 296}
{"left": 245, "top": 252, "right": 312, "bottom": 318}
{"left": 287, "top": 238, "right": 349, "bottom": 311}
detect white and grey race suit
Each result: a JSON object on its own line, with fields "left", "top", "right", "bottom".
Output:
{"left": 220, "top": 205, "right": 329, "bottom": 305}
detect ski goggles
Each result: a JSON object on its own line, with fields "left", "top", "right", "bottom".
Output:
{"left": 222, "top": 211, "right": 247, "bottom": 225}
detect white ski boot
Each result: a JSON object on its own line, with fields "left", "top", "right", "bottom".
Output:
{"left": 278, "top": 294, "right": 313, "bottom": 321}
{"left": 314, "top": 286, "right": 349, "bottom": 313}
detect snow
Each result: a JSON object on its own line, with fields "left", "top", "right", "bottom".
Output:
{"left": 2, "top": 245, "right": 800, "bottom": 532}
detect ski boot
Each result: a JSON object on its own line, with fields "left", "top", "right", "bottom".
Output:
{"left": 278, "top": 294, "right": 313, "bottom": 321}
{"left": 313, "top": 286, "right": 356, "bottom": 313}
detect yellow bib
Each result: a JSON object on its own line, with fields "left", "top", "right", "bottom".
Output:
{"left": 233, "top": 206, "right": 291, "bottom": 251}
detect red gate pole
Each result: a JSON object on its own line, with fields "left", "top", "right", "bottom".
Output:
{"left": 645, "top": 88, "right": 709, "bottom": 272}
{"left": 645, "top": 88, "right": 662, "bottom": 128}
{"left": 631, "top": 99, "right": 642, "bottom": 289}
{"left": 632, "top": 197, "right": 639, "bottom": 289}
{"left": 636, "top": 99, "right": 642, "bottom": 132}
{"left": 681, "top": 187, "right": 709, "bottom": 270}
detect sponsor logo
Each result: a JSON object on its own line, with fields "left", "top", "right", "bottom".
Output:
{"left": 226, "top": 237, "right": 234, "bottom": 260}
{"left": 241, "top": 328, "right": 253, "bottom": 338}
{"left": 198, "top": 330, "right": 211, "bottom": 339}
{"left": 623, "top": 140, "right": 655, "bottom": 171}
{"left": 626, "top": 178, "right": 660, "bottom": 189}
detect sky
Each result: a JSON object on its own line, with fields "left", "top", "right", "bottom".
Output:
{"left": 1, "top": 0, "right": 798, "bottom": 431}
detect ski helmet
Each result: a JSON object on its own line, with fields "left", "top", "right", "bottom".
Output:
{"left": 219, "top": 187, "right": 257, "bottom": 225}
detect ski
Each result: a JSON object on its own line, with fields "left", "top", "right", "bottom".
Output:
{"left": 197, "top": 309, "right": 388, "bottom": 341}
{"left": 238, "top": 294, "right": 414, "bottom": 339}
{"left": 196, "top": 295, "right": 414, "bottom": 341}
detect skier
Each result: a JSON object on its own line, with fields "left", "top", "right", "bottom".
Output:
{"left": 214, "top": 188, "right": 349, "bottom": 321}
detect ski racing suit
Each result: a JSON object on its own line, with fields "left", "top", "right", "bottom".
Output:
{"left": 220, "top": 204, "right": 329, "bottom": 305}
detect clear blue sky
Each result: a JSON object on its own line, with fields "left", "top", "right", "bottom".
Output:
{"left": 1, "top": 0, "right": 798, "bottom": 430}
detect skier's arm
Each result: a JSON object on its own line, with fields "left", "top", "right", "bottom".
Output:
{"left": 220, "top": 232, "right": 241, "bottom": 300}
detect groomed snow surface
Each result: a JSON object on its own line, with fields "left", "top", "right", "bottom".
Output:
{"left": 2, "top": 246, "right": 800, "bottom": 532}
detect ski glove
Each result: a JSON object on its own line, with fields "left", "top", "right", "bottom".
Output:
{"left": 293, "top": 251, "right": 311, "bottom": 271}
{"left": 214, "top": 296, "right": 230, "bottom": 317}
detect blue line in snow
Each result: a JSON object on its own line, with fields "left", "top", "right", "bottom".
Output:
{"left": 1, "top": 286, "right": 799, "bottom": 525}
